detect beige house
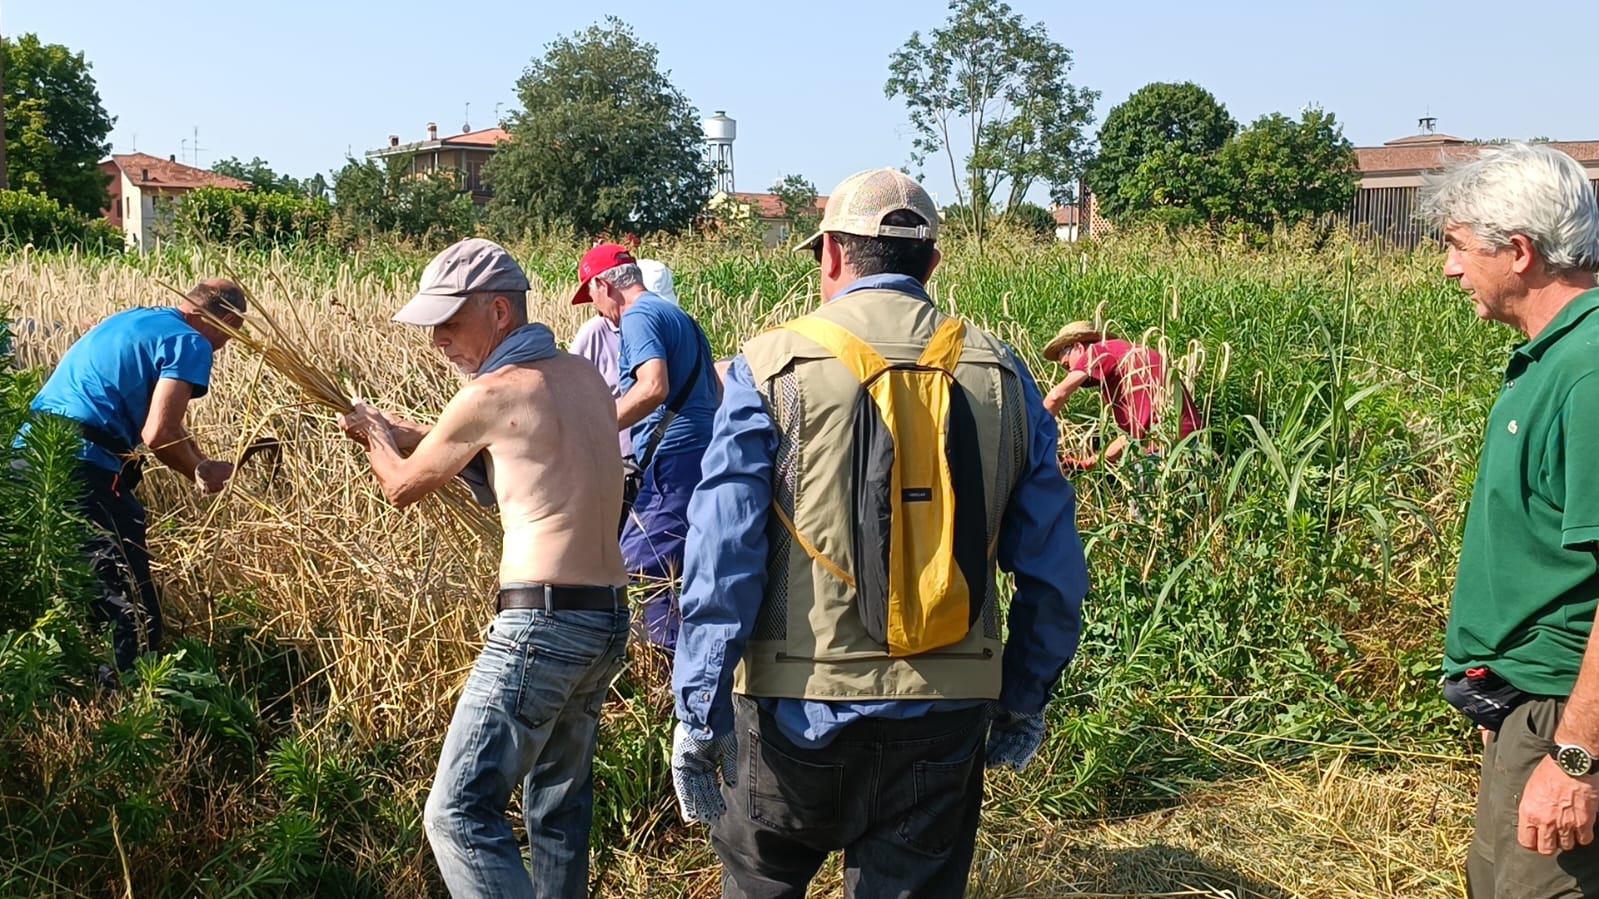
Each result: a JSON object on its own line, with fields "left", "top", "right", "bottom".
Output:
{"left": 366, "top": 123, "right": 510, "bottom": 206}
{"left": 99, "top": 153, "right": 250, "bottom": 251}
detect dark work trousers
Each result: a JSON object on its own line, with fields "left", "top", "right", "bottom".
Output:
{"left": 78, "top": 463, "right": 161, "bottom": 672}
{"left": 619, "top": 448, "right": 703, "bottom": 652}
{"left": 709, "top": 694, "right": 988, "bottom": 899}
{"left": 1467, "top": 697, "right": 1599, "bottom": 898}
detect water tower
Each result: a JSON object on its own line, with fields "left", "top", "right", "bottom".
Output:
{"left": 704, "top": 110, "right": 736, "bottom": 194}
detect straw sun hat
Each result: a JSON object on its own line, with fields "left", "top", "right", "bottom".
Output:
{"left": 1043, "top": 320, "right": 1104, "bottom": 363}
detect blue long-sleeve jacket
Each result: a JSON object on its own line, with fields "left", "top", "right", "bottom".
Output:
{"left": 672, "top": 275, "right": 1088, "bottom": 747}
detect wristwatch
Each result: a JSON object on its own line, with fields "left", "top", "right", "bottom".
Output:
{"left": 1552, "top": 743, "right": 1599, "bottom": 777}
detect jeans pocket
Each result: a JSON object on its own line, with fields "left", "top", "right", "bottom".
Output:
{"left": 748, "top": 733, "right": 844, "bottom": 836}
{"left": 897, "top": 739, "right": 981, "bottom": 855}
{"left": 510, "top": 623, "right": 612, "bottom": 730}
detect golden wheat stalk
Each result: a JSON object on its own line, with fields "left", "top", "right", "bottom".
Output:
{"left": 154, "top": 269, "right": 500, "bottom": 545}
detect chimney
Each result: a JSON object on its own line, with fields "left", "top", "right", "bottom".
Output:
{"left": 389, "top": 134, "right": 399, "bottom": 147}
{"left": 427, "top": 122, "right": 438, "bottom": 140}
{"left": 141, "top": 168, "right": 149, "bottom": 182}
{"left": 169, "top": 154, "right": 176, "bottom": 162}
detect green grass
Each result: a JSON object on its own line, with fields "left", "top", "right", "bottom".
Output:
{"left": 0, "top": 226, "right": 1496, "bottom": 896}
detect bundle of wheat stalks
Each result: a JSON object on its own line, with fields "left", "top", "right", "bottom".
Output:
{"left": 158, "top": 268, "right": 500, "bottom": 546}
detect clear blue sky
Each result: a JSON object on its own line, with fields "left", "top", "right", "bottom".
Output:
{"left": 5, "top": 0, "right": 1596, "bottom": 206}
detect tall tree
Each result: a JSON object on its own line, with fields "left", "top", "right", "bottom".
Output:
{"left": 1085, "top": 81, "right": 1236, "bottom": 223}
{"left": 1209, "top": 106, "right": 1359, "bottom": 237}
{"left": 1, "top": 27, "right": 8, "bottom": 190}
{"left": 211, "top": 156, "right": 307, "bottom": 195}
{"left": 1, "top": 34, "right": 113, "bottom": 215}
{"left": 886, "top": 0, "right": 1097, "bottom": 244}
{"left": 485, "top": 18, "right": 711, "bottom": 238}
{"left": 330, "top": 156, "right": 476, "bottom": 243}
{"left": 770, "top": 173, "right": 819, "bottom": 236}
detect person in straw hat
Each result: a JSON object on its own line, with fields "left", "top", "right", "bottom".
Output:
{"left": 1041, "top": 319, "right": 1203, "bottom": 468}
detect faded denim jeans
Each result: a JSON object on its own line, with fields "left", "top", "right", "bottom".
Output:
{"left": 424, "top": 608, "right": 630, "bottom": 899}
{"left": 709, "top": 695, "right": 988, "bottom": 899}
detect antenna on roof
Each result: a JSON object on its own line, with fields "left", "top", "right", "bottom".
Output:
{"left": 190, "top": 126, "right": 205, "bottom": 167}
{"left": 494, "top": 102, "right": 504, "bottom": 126}
{"left": 463, "top": 101, "right": 471, "bottom": 133}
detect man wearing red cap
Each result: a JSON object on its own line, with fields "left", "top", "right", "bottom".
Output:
{"left": 573, "top": 244, "right": 718, "bottom": 652}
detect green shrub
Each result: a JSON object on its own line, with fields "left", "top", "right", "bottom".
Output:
{"left": 0, "top": 189, "right": 122, "bottom": 252}
{"left": 177, "top": 186, "right": 334, "bottom": 247}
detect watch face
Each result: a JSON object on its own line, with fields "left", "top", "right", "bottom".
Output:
{"left": 1557, "top": 745, "right": 1595, "bottom": 777}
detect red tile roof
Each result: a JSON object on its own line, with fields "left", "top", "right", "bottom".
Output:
{"left": 1357, "top": 138, "right": 1599, "bottom": 175}
{"left": 728, "top": 191, "right": 828, "bottom": 219}
{"left": 1052, "top": 205, "right": 1080, "bottom": 226}
{"left": 108, "top": 153, "right": 251, "bottom": 191}
{"left": 442, "top": 127, "right": 511, "bottom": 147}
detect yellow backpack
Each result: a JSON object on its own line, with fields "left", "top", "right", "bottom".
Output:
{"left": 774, "top": 315, "right": 989, "bottom": 657}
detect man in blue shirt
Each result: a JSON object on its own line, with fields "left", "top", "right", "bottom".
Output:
{"left": 668, "top": 169, "right": 1088, "bottom": 898}
{"left": 572, "top": 244, "right": 718, "bottom": 652}
{"left": 22, "top": 279, "right": 244, "bottom": 676}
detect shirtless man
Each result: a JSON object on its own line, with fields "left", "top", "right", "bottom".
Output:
{"left": 338, "top": 238, "right": 628, "bottom": 899}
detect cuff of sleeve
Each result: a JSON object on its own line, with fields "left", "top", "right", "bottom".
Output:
{"left": 1563, "top": 525, "right": 1599, "bottom": 549}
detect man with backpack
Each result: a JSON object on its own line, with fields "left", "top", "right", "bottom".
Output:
{"left": 572, "top": 244, "right": 719, "bottom": 653}
{"left": 668, "top": 168, "right": 1089, "bottom": 898}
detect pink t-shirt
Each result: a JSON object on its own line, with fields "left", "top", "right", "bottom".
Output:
{"left": 1069, "top": 339, "right": 1203, "bottom": 440}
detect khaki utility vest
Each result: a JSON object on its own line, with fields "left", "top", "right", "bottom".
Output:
{"left": 736, "top": 288, "right": 1030, "bottom": 701}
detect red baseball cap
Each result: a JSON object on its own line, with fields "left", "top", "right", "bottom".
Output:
{"left": 571, "top": 243, "right": 637, "bottom": 305}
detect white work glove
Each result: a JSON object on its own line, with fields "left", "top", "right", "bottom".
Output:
{"left": 670, "top": 720, "right": 739, "bottom": 824}
{"left": 985, "top": 706, "right": 1046, "bottom": 771}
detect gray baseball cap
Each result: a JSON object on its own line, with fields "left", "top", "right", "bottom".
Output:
{"left": 393, "top": 238, "right": 531, "bottom": 326}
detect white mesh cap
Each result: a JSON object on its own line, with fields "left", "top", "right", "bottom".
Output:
{"left": 794, "top": 168, "right": 939, "bottom": 251}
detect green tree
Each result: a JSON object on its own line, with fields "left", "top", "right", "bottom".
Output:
{"left": 211, "top": 156, "right": 308, "bottom": 196}
{"left": 770, "top": 173, "right": 819, "bottom": 236}
{"left": 330, "top": 156, "right": 475, "bottom": 243}
{"left": 485, "top": 18, "right": 711, "bottom": 239}
{"left": 886, "top": 0, "right": 1097, "bottom": 244}
{"left": 1085, "top": 81, "right": 1236, "bottom": 224}
{"left": 1, "top": 34, "right": 114, "bottom": 216}
{"left": 1209, "top": 106, "right": 1359, "bottom": 238}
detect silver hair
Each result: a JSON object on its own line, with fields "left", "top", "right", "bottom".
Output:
{"left": 1418, "top": 142, "right": 1599, "bottom": 275}
{"left": 597, "top": 262, "right": 643, "bottom": 290}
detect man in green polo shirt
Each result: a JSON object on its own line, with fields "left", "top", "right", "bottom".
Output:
{"left": 1425, "top": 142, "right": 1599, "bottom": 898}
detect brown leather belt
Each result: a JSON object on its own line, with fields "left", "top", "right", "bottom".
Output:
{"left": 496, "top": 583, "right": 628, "bottom": 612}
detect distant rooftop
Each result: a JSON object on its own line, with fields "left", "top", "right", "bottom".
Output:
{"left": 105, "top": 153, "right": 250, "bottom": 191}
{"left": 1357, "top": 132, "right": 1599, "bottom": 175}
{"left": 368, "top": 126, "right": 512, "bottom": 158}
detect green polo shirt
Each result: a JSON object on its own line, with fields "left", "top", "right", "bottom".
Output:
{"left": 1445, "top": 288, "right": 1599, "bottom": 696}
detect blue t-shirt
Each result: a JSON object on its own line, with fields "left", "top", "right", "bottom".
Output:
{"left": 26, "top": 307, "right": 214, "bottom": 472}
{"left": 619, "top": 294, "right": 717, "bottom": 459}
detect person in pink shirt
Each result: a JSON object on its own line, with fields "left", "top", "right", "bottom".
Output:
{"left": 1041, "top": 321, "right": 1203, "bottom": 468}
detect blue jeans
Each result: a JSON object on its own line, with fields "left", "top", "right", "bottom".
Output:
{"left": 423, "top": 608, "right": 630, "bottom": 899}
{"left": 620, "top": 448, "right": 704, "bottom": 650}
{"left": 709, "top": 695, "right": 988, "bottom": 899}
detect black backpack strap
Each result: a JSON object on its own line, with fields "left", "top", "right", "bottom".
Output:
{"left": 634, "top": 331, "right": 707, "bottom": 472}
